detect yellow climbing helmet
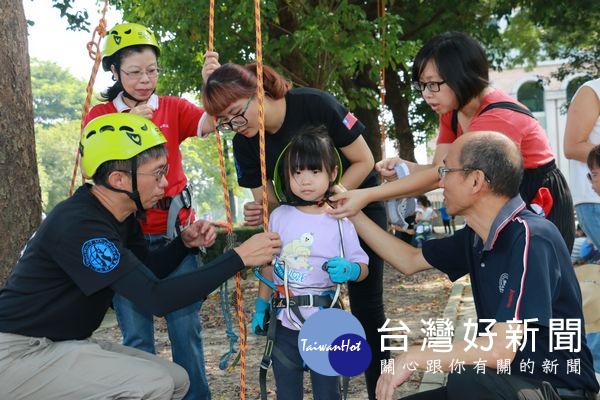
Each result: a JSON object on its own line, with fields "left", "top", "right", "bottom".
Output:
{"left": 80, "top": 113, "right": 166, "bottom": 178}
{"left": 101, "top": 22, "right": 160, "bottom": 71}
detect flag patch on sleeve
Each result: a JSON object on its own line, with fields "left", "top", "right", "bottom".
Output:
{"left": 342, "top": 112, "right": 358, "bottom": 130}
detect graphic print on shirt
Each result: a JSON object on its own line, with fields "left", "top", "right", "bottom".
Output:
{"left": 81, "top": 238, "right": 121, "bottom": 273}
{"left": 498, "top": 272, "right": 509, "bottom": 293}
{"left": 278, "top": 232, "right": 314, "bottom": 283}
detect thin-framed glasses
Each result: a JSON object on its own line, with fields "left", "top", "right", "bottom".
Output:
{"left": 216, "top": 95, "right": 254, "bottom": 133}
{"left": 121, "top": 67, "right": 161, "bottom": 80}
{"left": 412, "top": 80, "right": 446, "bottom": 92}
{"left": 136, "top": 164, "right": 169, "bottom": 182}
{"left": 438, "top": 166, "right": 491, "bottom": 183}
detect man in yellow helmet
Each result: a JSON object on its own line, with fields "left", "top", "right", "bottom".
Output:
{"left": 0, "top": 113, "right": 281, "bottom": 400}
{"left": 90, "top": 22, "right": 217, "bottom": 399}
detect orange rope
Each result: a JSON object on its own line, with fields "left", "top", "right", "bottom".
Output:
{"left": 254, "top": 0, "right": 268, "bottom": 233}
{"left": 377, "top": 0, "right": 386, "bottom": 159}
{"left": 214, "top": 126, "right": 247, "bottom": 395}
{"left": 69, "top": 0, "right": 109, "bottom": 196}
{"left": 208, "top": 1, "right": 248, "bottom": 397}
{"left": 208, "top": 0, "right": 214, "bottom": 51}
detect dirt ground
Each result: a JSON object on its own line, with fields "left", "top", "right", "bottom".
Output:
{"left": 92, "top": 264, "right": 453, "bottom": 399}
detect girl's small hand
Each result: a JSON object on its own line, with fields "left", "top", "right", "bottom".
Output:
{"left": 202, "top": 51, "right": 220, "bottom": 83}
{"left": 130, "top": 104, "right": 154, "bottom": 120}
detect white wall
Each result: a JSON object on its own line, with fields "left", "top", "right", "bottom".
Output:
{"left": 488, "top": 61, "right": 586, "bottom": 188}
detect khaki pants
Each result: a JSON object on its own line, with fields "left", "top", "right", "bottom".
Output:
{"left": 0, "top": 332, "right": 189, "bottom": 399}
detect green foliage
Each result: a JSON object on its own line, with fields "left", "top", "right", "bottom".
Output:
{"left": 520, "top": 0, "right": 600, "bottom": 79}
{"left": 49, "top": 0, "right": 600, "bottom": 162}
{"left": 180, "top": 130, "right": 252, "bottom": 223}
{"left": 50, "top": 0, "right": 90, "bottom": 31}
{"left": 35, "top": 120, "right": 81, "bottom": 212}
{"left": 30, "top": 59, "right": 87, "bottom": 126}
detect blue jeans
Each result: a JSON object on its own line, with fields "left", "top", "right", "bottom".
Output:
{"left": 113, "top": 233, "right": 210, "bottom": 400}
{"left": 272, "top": 322, "right": 340, "bottom": 400}
{"left": 575, "top": 203, "right": 600, "bottom": 250}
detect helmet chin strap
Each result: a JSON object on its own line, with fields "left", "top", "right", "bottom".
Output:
{"left": 280, "top": 185, "right": 335, "bottom": 208}
{"left": 122, "top": 89, "right": 151, "bottom": 106}
{"left": 104, "top": 157, "right": 147, "bottom": 220}
{"left": 128, "top": 158, "right": 147, "bottom": 220}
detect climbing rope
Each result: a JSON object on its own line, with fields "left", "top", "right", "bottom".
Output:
{"left": 69, "top": 0, "right": 109, "bottom": 196}
{"left": 377, "top": 0, "right": 387, "bottom": 159}
{"left": 254, "top": 0, "right": 269, "bottom": 232}
{"left": 208, "top": 0, "right": 250, "bottom": 397}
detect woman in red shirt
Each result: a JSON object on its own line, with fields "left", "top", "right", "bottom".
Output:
{"left": 330, "top": 32, "right": 575, "bottom": 251}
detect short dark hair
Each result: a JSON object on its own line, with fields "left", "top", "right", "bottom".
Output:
{"left": 412, "top": 32, "right": 489, "bottom": 109}
{"left": 279, "top": 126, "right": 339, "bottom": 203}
{"left": 459, "top": 132, "right": 523, "bottom": 198}
{"left": 587, "top": 144, "right": 600, "bottom": 170}
{"left": 93, "top": 144, "right": 167, "bottom": 186}
{"left": 417, "top": 195, "right": 431, "bottom": 208}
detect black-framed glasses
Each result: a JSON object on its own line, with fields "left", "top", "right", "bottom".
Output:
{"left": 216, "top": 95, "right": 254, "bottom": 133}
{"left": 438, "top": 166, "right": 491, "bottom": 183}
{"left": 121, "top": 67, "right": 161, "bottom": 80}
{"left": 412, "top": 80, "right": 446, "bottom": 92}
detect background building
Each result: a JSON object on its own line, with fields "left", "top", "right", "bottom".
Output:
{"left": 489, "top": 61, "right": 594, "bottom": 188}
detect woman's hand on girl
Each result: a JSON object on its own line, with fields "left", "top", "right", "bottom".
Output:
{"left": 326, "top": 185, "right": 370, "bottom": 219}
{"left": 375, "top": 157, "right": 404, "bottom": 181}
{"left": 243, "top": 201, "right": 263, "bottom": 226}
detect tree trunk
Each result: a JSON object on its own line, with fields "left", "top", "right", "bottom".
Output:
{"left": 386, "top": 65, "right": 416, "bottom": 162}
{"left": 0, "top": 0, "right": 42, "bottom": 284}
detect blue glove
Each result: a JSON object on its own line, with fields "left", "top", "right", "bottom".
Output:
{"left": 252, "top": 297, "right": 269, "bottom": 335}
{"left": 323, "top": 256, "right": 361, "bottom": 283}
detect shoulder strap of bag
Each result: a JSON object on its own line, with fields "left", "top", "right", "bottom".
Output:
{"left": 451, "top": 101, "right": 535, "bottom": 136}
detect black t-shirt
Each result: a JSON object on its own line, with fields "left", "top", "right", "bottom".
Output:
{"left": 0, "top": 185, "right": 145, "bottom": 340}
{"left": 0, "top": 185, "right": 245, "bottom": 341}
{"left": 232, "top": 87, "right": 379, "bottom": 190}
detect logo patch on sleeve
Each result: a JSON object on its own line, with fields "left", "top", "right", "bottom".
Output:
{"left": 81, "top": 238, "right": 121, "bottom": 273}
{"left": 342, "top": 112, "right": 358, "bottom": 130}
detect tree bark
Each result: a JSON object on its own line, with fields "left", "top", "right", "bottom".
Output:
{"left": 0, "top": 0, "right": 42, "bottom": 284}
{"left": 386, "top": 64, "right": 416, "bottom": 162}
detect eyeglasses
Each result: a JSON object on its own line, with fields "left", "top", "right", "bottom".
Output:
{"left": 121, "top": 67, "right": 161, "bottom": 80}
{"left": 438, "top": 166, "right": 491, "bottom": 183}
{"left": 216, "top": 96, "right": 254, "bottom": 133}
{"left": 587, "top": 172, "right": 599, "bottom": 182}
{"left": 412, "top": 80, "right": 446, "bottom": 92}
{"left": 135, "top": 164, "right": 169, "bottom": 182}
{"left": 438, "top": 166, "right": 473, "bottom": 179}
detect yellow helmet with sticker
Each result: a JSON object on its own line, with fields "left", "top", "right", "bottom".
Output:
{"left": 80, "top": 113, "right": 166, "bottom": 179}
{"left": 101, "top": 22, "right": 160, "bottom": 71}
